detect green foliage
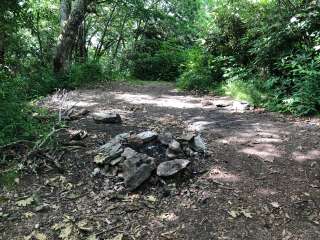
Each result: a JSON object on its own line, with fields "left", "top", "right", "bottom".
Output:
{"left": 0, "top": 169, "right": 18, "bottom": 188}
{"left": 0, "top": 69, "right": 56, "bottom": 146}
{"left": 177, "top": 0, "right": 320, "bottom": 115}
{"left": 128, "top": 39, "right": 185, "bottom": 81}
{"left": 68, "top": 62, "right": 107, "bottom": 87}
{"left": 177, "top": 47, "right": 227, "bottom": 90}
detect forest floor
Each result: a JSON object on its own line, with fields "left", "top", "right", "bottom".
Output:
{"left": 1, "top": 81, "right": 320, "bottom": 240}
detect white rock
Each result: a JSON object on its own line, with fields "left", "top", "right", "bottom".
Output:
{"left": 92, "top": 168, "right": 101, "bottom": 176}
{"left": 169, "top": 140, "right": 181, "bottom": 152}
{"left": 92, "top": 112, "right": 122, "bottom": 123}
{"left": 179, "top": 133, "right": 195, "bottom": 142}
{"left": 136, "top": 131, "right": 158, "bottom": 143}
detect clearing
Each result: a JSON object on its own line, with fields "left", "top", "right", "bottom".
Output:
{"left": 1, "top": 82, "right": 320, "bottom": 240}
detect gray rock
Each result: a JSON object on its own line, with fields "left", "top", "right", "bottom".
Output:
{"left": 158, "top": 132, "right": 173, "bottom": 145}
{"left": 166, "top": 148, "right": 176, "bottom": 159}
{"left": 69, "top": 109, "right": 90, "bottom": 120}
{"left": 110, "top": 157, "right": 123, "bottom": 166}
{"left": 157, "top": 159, "right": 190, "bottom": 177}
{"left": 92, "top": 168, "right": 101, "bottom": 176}
{"left": 136, "top": 131, "right": 158, "bottom": 143}
{"left": 191, "top": 135, "right": 206, "bottom": 152}
{"left": 232, "top": 101, "right": 251, "bottom": 111}
{"left": 93, "top": 112, "right": 122, "bottom": 123}
{"left": 201, "top": 100, "right": 213, "bottom": 106}
{"left": 122, "top": 154, "right": 156, "bottom": 191}
{"left": 122, "top": 147, "right": 138, "bottom": 159}
{"left": 95, "top": 143, "right": 123, "bottom": 164}
{"left": 169, "top": 139, "right": 181, "bottom": 152}
{"left": 179, "top": 133, "right": 195, "bottom": 142}
{"left": 114, "top": 133, "right": 130, "bottom": 142}
{"left": 185, "top": 147, "right": 195, "bottom": 157}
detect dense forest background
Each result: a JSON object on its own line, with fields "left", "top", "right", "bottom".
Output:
{"left": 1, "top": 0, "right": 320, "bottom": 145}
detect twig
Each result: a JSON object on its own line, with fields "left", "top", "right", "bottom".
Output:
{"left": 0, "top": 140, "right": 34, "bottom": 150}
{"left": 32, "top": 127, "right": 65, "bottom": 151}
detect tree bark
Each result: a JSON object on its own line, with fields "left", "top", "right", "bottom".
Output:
{"left": 54, "top": 0, "right": 89, "bottom": 74}
{"left": 0, "top": 35, "right": 5, "bottom": 66}
{"left": 60, "top": 0, "right": 71, "bottom": 28}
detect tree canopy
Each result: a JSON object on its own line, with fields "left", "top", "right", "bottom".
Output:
{"left": 1, "top": 0, "right": 320, "bottom": 144}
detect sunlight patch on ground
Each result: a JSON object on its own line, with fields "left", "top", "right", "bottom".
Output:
{"left": 240, "top": 143, "right": 281, "bottom": 162}
{"left": 114, "top": 93, "right": 213, "bottom": 109}
{"left": 207, "top": 167, "right": 241, "bottom": 183}
{"left": 255, "top": 188, "right": 278, "bottom": 196}
{"left": 292, "top": 149, "right": 320, "bottom": 163}
{"left": 188, "top": 120, "right": 213, "bottom": 131}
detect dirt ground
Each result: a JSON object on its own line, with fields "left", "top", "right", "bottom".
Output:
{"left": 1, "top": 81, "right": 320, "bottom": 240}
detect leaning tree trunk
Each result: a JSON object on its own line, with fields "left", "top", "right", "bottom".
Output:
{"left": 53, "top": 0, "right": 88, "bottom": 74}
{"left": 0, "top": 36, "right": 5, "bottom": 66}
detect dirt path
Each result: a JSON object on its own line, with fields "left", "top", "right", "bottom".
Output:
{"left": 1, "top": 82, "right": 320, "bottom": 240}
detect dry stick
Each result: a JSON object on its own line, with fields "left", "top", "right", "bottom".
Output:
{"left": 0, "top": 140, "right": 34, "bottom": 150}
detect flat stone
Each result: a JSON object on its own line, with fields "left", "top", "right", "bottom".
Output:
{"left": 157, "top": 159, "right": 190, "bottom": 177}
{"left": 70, "top": 130, "right": 88, "bottom": 140}
{"left": 233, "top": 101, "right": 251, "bottom": 111}
{"left": 69, "top": 109, "right": 90, "bottom": 120}
{"left": 191, "top": 135, "right": 206, "bottom": 152}
{"left": 158, "top": 132, "right": 173, "bottom": 145}
{"left": 179, "top": 133, "right": 195, "bottom": 142}
{"left": 123, "top": 154, "right": 156, "bottom": 191}
{"left": 114, "top": 133, "right": 130, "bottom": 142}
{"left": 96, "top": 143, "right": 123, "bottom": 164}
{"left": 169, "top": 140, "right": 181, "bottom": 152}
{"left": 201, "top": 100, "right": 213, "bottom": 106}
{"left": 136, "top": 131, "right": 158, "bottom": 143}
{"left": 93, "top": 112, "right": 122, "bottom": 124}
{"left": 110, "top": 157, "right": 124, "bottom": 166}
{"left": 122, "top": 147, "right": 138, "bottom": 159}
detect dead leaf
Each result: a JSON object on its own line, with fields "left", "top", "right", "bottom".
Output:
{"left": 17, "top": 196, "right": 34, "bottom": 207}
{"left": 24, "top": 231, "right": 47, "bottom": 240}
{"left": 87, "top": 235, "right": 98, "bottom": 240}
{"left": 94, "top": 154, "right": 107, "bottom": 164}
{"left": 110, "top": 234, "right": 123, "bottom": 240}
{"left": 59, "top": 223, "right": 73, "bottom": 239}
{"left": 24, "top": 212, "right": 35, "bottom": 219}
{"left": 241, "top": 209, "right": 253, "bottom": 218}
{"left": 146, "top": 195, "right": 157, "bottom": 203}
{"left": 270, "top": 202, "right": 280, "bottom": 208}
{"left": 228, "top": 210, "right": 240, "bottom": 218}
{"left": 76, "top": 219, "right": 93, "bottom": 232}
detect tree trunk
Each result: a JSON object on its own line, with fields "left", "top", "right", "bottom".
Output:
{"left": 54, "top": 0, "right": 88, "bottom": 74}
{"left": 60, "top": 0, "right": 71, "bottom": 28}
{"left": 76, "top": 21, "right": 87, "bottom": 63}
{"left": 0, "top": 35, "right": 5, "bottom": 66}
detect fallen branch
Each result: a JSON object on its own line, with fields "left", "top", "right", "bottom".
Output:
{"left": 0, "top": 140, "right": 34, "bottom": 150}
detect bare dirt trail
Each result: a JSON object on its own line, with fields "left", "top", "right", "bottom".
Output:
{"left": 1, "top": 81, "right": 320, "bottom": 240}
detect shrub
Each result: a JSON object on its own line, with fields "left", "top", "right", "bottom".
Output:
{"left": 0, "top": 69, "right": 55, "bottom": 145}
{"left": 128, "top": 39, "right": 185, "bottom": 81}
{"left": 68, "top": 62, "right": 105, "bottom": 87}
{"left": 177, "top": 48, "right": 226, "bottom": 90}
